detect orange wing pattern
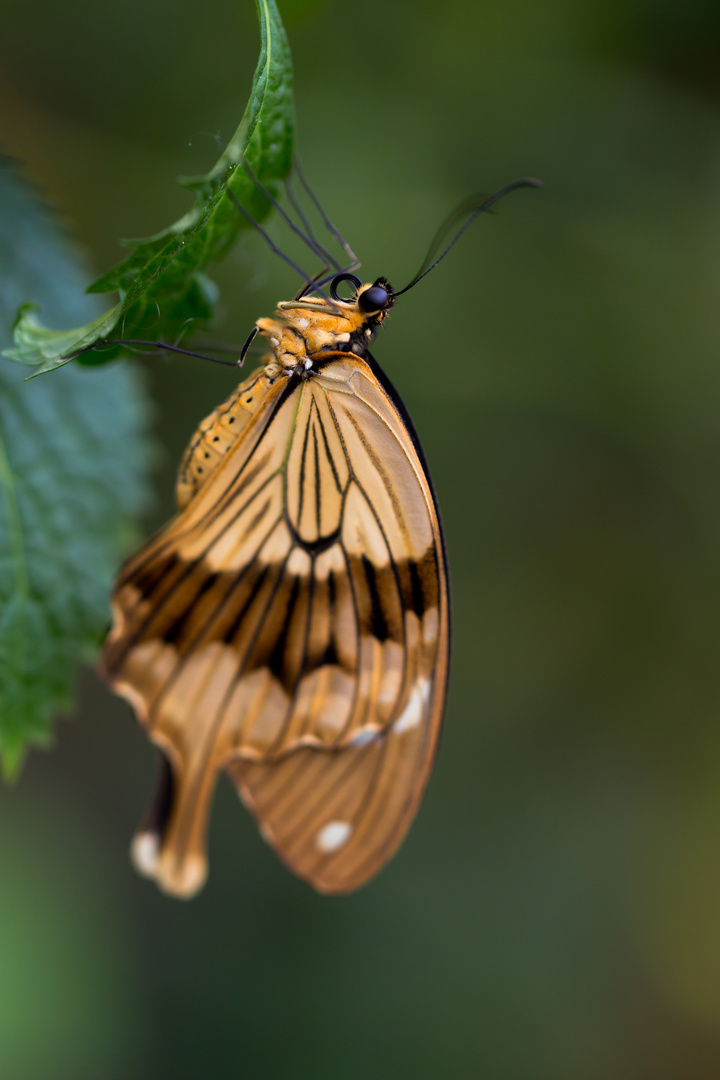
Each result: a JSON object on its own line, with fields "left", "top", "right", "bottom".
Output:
{"left": 102, "top": 295, "right": 449, "bottom": 897}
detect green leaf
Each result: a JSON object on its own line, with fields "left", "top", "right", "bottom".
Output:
{"left": 0, "top": 159, "right": 152, "bottom": 776}
{"left": 3, "top": 0, "right": 294, "bottom": 374}
{"left": 5, "top": 302, "right": 123, "bottom": 378}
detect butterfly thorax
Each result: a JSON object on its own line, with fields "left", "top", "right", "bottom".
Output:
{"left": 257, "top": 283, "right": 392, "bottom": 378}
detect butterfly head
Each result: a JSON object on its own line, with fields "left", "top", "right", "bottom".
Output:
{"left": 333, "top": 274, "right": 395, "bottom": 327}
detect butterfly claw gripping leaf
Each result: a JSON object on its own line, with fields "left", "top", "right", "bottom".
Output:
{"left": 101, "top": 278, "right": 450, "bottom": 897}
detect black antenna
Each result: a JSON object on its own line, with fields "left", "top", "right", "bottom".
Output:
{"left": 394, "top": 177, "right": 543, "bottom": 297}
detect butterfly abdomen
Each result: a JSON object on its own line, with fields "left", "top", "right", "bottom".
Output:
{"left": 176, "top": 366, "right": 276, "bottom": 508}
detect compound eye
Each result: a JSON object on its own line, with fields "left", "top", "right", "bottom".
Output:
{"left": 330, "top": 274, "right": 362, "bottom": 301}
{"left": 358, "top": 285, "right": 390, "bottom": 312}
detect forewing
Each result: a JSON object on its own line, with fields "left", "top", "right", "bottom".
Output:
{"left": 102, "top": 355, "right": 449, "bottom": 897}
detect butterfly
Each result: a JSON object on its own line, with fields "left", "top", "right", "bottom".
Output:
{"left": 99, "top": 176, "right": 540, "bottom": 898}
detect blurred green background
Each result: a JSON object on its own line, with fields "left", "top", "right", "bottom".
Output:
{"left": 4, "top": 0, "right": 720, "bottom": 1076}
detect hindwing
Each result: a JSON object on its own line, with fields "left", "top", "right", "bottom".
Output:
{"left": 102, "top": 354, "right": 449, "bottom": 896}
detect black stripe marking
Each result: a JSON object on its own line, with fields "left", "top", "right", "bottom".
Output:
{"left": 313, "top": 420, "right": 321, "bottom": 535}
{"left": 266, "top": 574, "right": 302, "bottom": 684}
{"left": 314, "top": 395, "right": 344, "bottom": 493}
{"left": 221, "top": 563, "right": 273, "bottom": 646}
{"left": 296, "top": 396, "right": 313, "bottom": 526}
{"left": 408, "top": 558, "right": 426, "bottom": 618}
{"left": 360, "top": 554, "right": 389, "bottom": 643}
{"left": 162, "top": 571, "right": 220, "bottom": 645}
{"left": 265, "top": 550, "right": 318, "bottom": 755}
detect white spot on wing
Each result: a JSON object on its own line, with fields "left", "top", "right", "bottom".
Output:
{"left": 296, "top": 317, "right": 309, "bottom": 328}
{"left": 131, "top": 831, "right": 159, "bottom": 878}
{"left": 316, "top": 820, "right": 353, "bottom": 853}
{"left": 350, "top": 728, "right": 378, "bottom": 748}
{"left": 393, "top": 677, "right": 431, "bottom": 734}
